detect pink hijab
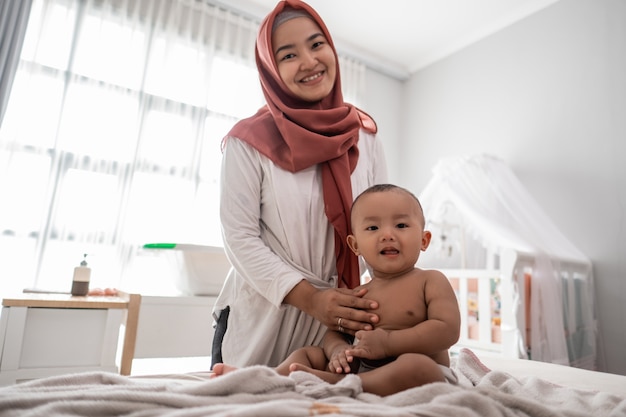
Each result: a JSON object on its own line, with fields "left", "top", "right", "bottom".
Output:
{"left": 225, "top": 0, "right": 377, "bottom": 289}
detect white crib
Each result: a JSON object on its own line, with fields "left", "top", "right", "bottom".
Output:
{"left": 415, "top": 155, "right": 599, "bottom": 369}
{"left": 442, "top": 248, "right": 596, "bottom": 370}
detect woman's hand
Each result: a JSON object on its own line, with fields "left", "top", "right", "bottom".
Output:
{"left": 312, "top": 287, "right": 379, "bottom": 334}
{"left": 284, "top": 281, "right": 379, "bottom": 335}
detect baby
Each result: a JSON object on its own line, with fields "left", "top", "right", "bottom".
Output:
{"left": 213, "top": 184, "right": 461, "bottom": 396}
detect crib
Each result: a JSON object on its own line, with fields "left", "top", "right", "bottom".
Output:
{"left": 441, "top": 247, "right": 596, "bottom": 370}
{"left": 417, "top": 154, "right": 598, "bottom": 370}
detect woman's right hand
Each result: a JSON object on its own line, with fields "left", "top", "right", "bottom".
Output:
{"left": 285, "top": 281, "right": 379, "bottom": 335}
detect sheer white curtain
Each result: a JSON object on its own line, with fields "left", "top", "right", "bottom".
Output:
{"left": 0, "top": 0, "right": 367, "bottom": 295}
{"left": 0, "top": 0, "right": 34, "bottom": 124}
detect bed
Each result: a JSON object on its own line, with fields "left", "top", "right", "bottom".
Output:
{"left": 1, "top": 153, "right": 614, "bottom": 414}
{"left": 0, "top": 348, "right": 623, "bottom": 416}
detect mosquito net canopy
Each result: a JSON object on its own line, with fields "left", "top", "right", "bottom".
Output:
{"left": 418, "top": 154, "right": 596, "bottom": 369}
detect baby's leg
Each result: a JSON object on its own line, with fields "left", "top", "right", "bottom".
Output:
{"left": 275, "top": 346, "right": 328, "bottom": 376}
{"left": 359, "top": 353, "right": 446, "bottom": 396}
{"left": 212, "top": 346, "right": 328, "bottom": 378}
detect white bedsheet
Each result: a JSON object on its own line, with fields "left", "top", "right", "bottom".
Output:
{"left": 478, "top": 353, "right": 626, "bottom": 397}
{"left": 0, "top": 348, "right": 624, "bottom": 416}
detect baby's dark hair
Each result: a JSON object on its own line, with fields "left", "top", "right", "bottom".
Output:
{"left": 351, "top": 183, "right": 424, "bottom": 223}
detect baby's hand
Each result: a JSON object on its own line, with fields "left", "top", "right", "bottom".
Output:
{"left": 328, "top": 345, "right": 356, "bottom": 374}
{"left": 346, "top": 328, "right": 390, "bottom": 360}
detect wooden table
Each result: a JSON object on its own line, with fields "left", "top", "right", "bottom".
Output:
{"left": 0, "top": 291, "right": 140, "bottom": 385}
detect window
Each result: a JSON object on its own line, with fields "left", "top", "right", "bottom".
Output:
{"left": 0, "top": 0, "right": 366, "bottom": 295}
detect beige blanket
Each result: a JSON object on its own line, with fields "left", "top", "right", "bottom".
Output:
{"left": 0, "top": 348, "right": 624, "bottom": 416}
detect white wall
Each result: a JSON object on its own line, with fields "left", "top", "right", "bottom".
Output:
{"left": 361, "top": 69, "right": 404, "bottom": 182}
{"left": 392, "top": 0, "right": 625, "bottom": 375}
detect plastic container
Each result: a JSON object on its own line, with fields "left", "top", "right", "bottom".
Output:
{"left": 141, "top": 244, "right": 231, "bottom": 296}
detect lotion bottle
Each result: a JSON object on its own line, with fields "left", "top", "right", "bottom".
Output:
{"left": 71, "top": 254, "right": 91, "bottom": 296}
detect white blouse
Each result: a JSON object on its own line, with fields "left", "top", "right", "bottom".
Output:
{"left": 214, "top": 130, "right": 387, "bottom": 367}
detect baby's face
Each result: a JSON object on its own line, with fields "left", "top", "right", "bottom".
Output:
{"left": 349, "top": 191, "right": 429, "bottom": 275}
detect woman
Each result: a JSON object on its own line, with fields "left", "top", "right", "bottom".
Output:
{"left": 212, "top": 0, "right": 387, "bottom": 368}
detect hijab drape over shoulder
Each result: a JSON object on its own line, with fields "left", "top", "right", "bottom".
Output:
{"left": 225, "top": 0, "right": 377, "bottom": 289}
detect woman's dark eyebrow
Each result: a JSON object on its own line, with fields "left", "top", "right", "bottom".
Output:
{"left": 274, "top": 32, "right": 324, "bottom": 57}
{"left": 307, "top": 32, "right": 324, "bottom": 43}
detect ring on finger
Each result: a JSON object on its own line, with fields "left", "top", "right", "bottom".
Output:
{"left": 337, "top": 317, "right": 343, "bottom": 327}
{"left": 338, "top": 326, "right": 344, "bottom": 333}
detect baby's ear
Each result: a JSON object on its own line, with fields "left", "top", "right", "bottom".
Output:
{"left": 421, "top": 230, "right": 432, "bottom": 251}
{"left": 346, "top": 235, "right": 360, "bottom": 255}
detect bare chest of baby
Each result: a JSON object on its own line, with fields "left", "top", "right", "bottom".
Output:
{"left": 359, "top": 273, "right": 427, "bottom": 331}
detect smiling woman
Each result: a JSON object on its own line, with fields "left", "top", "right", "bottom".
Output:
{"left": 210, "top": 0, "right": 387, "bottom": 370}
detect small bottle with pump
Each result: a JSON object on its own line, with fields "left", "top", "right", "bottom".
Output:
{"left": 71, "top": 254, "right": 91, "bottom": 296}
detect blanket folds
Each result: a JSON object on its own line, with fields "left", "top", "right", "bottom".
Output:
{"left": 0, "top": 349, "right": 624, "bottom": 417}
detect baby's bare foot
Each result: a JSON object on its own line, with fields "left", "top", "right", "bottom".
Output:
{"left": 210, "top": 363, "right": 239, "bottom": 378}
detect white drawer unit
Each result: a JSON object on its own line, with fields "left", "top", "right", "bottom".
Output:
{"left": 0, "top": 292, "right": 140, "bottom": 385}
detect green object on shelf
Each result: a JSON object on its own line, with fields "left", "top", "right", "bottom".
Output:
{"left": 143, "top": 243, "right": 177, "bottom": 249}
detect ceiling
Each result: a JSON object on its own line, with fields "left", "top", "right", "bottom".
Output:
{"left": 222, "top": 0, "right": 560, "bottom": 80}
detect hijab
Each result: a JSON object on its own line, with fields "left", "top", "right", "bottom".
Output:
{"left": 225, "top": 0, "right": 377, "bottom": 289}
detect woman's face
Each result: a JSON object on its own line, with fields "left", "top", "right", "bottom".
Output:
{"left": 271, "top": 16, "right": 337, "bottom": 103}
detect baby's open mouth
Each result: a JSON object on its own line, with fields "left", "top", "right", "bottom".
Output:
{"left": 380, "top": 248, "right": 399, "bottom": 255}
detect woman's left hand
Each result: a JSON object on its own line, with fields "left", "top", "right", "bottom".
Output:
{"left": 310, "top": 287, "right": 380, "bottom": 335}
